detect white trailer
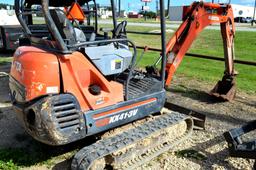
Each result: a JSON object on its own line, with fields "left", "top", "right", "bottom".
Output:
{"left": 0, "top": 9, "right": 23, "bottom": 51}
{"left": 0, "top": 9, "right": 20, "bottom": 25}
{"left": 231, "top": 4, "right": 255, "bottom": 18}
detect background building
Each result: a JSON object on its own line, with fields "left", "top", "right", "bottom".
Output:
{"left": 98, "top": 6, "right": 113, "bottom": 19}
{"left": 169, "top": 4, "right": 256, "bottom": 21}
{"left": 0, "top": 9, "right": 19, "bottom": 25}
{"left": 232, "top": 4, "right": 255, "bottom": 18}
{"left": 168, "top": 6, "right": 183, "bottom": 21}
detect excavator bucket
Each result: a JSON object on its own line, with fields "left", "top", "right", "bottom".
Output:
{"left": 210, "top": 75, "right": 236, "bottom": 101}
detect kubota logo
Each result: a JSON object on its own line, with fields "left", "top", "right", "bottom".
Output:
{"left": 109, "top": 109, "right": 138, "bottom": 124}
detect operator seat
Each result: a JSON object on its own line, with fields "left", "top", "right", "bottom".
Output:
{"left": 49, "top": 9, "right": 87, "bottom": 45}
{"left": 112, "top": 21, "right": 128, "bottom": 46}
{"left": 113, "top": 21, "right": 127, "bottom": 39}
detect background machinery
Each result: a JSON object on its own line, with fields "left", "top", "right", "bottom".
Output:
{"left": 10, "top": 0, "right": 236, "bottom": 169}
{"left": 224, "top": 120, "right": 256, "bottom": 169}
{"left": 0, "top": 8, "right": 23, "bottom": 51}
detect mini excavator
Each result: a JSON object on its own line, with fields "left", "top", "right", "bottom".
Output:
{"left": 10, "top": 0, "right": 236, "bottom": 169}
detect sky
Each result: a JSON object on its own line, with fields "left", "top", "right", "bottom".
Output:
{"left": 1, "top": 0, "right": 255, "bottom": 12}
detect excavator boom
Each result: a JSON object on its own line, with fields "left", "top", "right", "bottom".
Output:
{"left": 163, "top": 2, "right": 236, "bottom": 101}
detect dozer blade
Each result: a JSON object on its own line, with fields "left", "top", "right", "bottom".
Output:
{"left": 164, "top": 102, "right": 206, "bottom": 130}
{"left": 71, "top": 110, "right": 193, "bottom": 170}
{"left": 210, "top": 75, "right": 236, "bottom": 102}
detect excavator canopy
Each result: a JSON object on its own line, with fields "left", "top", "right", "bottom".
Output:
{"left": 24, "top": 0, "right": 93, "bottom": 7}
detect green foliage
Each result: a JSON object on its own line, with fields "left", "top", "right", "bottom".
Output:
{"left": 139, "top": 11, "right": 157, "bottom": 19}
{"left": 175, "top": 149, "right": 207, "bottom": 161}
{"left": 0, "top": 147, "right": 56, "bottom": 169}
{"left": 125, "top": 26, "right": 256, "bottom": 94}
{"left": 0, "top": 57, "right": 12, "bottom": 65}
{"left": 145, "top": 11, "right": 157, "bottom": 19}
{"left": 0, "top": 160, "right": 19, "bottom": 170}
{"left": 0, "top": 143, "right": 78, "bottom": 169}
{"left": 0, "top": 148, "right": 38, "bottom": 167}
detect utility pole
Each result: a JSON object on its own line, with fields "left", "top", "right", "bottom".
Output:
{"left": 119, "top": 0, "right": 121, "bottom": 17}
{"left": 252, "top": 0, "right": 256, "bottom": 26}
{"left": 144, "top": 1, "right": 148, "bottom": 21}
{"left": 156, "top": 0, "right": 159, "bottom": 19}
{"left": 128, "top": 2, "right": 130, "bottom": 11}
{"left": 166, "top": 0, "right": 170, "bottom": 18}
{"left": 141, "top": 0, "right": 151, "bottom": 21}
{"left": 115, "top": 0, "right": 118, "bottom": 17}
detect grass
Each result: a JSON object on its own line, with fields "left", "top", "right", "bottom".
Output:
{"left": 0, "top": 50, "right": 13, "bottom": 65}
{"left": 0, "top": 57, "right": 12, "bottom": 65}
{"left": 175, "top": 149, "right": 207, "bottom": 161}
{"left": 1, "top": 25, "right": 255, "bottom": 94}
{"left": 121, "top": 27, "right": 256, "bottom": 94}
{"left": 0, "top": 135, "right": 97, "bottom": 169}
{"left": 0, "top": 160, "right": 18, "bottom": 170}
{"left": 0, "top": 145, "right": 76, "bottom": 170}
{"left": 189, "top": 30, "right": 256, "bottom": 94}
{"left": 0, "top": 24, "right": 255, "bottom": 169}
{"left": 0, "top": 148, "right": 49, "bottom": 170}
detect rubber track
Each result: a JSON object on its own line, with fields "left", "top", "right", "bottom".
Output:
{"left": 71, "top": 111, "right": 193, "bottom": 170}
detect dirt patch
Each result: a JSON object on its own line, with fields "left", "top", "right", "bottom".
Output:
{"left": 0, "top": 75, "right": 33, "bottom": 149}
{"left": 140, "top": 76, "right": 256, "bottom": 170}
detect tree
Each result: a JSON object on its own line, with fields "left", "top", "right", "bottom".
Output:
{"left": 139, "top": 11, "right": 157, "bottom": 19}
{"left": 0, "top": 3, "right": 13, "bottom": 9}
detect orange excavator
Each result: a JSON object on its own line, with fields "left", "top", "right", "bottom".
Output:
{"left": 10, "top": 0, "right": 236, "bottom": 169}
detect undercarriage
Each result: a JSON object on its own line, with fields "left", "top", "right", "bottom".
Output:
{"left": 72, "top": 109, "right": 193, "bottom": 170}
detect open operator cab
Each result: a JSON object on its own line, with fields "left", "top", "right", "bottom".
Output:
{"left": 10, "top": 0, "right": 167, "bottom": 145}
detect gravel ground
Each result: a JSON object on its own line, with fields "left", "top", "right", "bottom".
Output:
{"left": 0, "top": 75, "right": 34, "bottom": 149}
{"left": 141, "top": 75, "right": 256, "bottom": 170}
{"left": 0, "top": 65, "right": 255, "bottom": 170}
